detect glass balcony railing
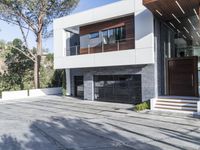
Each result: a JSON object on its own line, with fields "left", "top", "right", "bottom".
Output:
{"left": 66, "top": 38, "right": 134, "bottom": 56}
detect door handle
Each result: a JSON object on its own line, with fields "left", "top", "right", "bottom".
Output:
{"left": 192, "top": 74, "right": 194, "bottom": 87}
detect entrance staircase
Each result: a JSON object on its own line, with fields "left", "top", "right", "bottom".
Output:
{"left": 151, "top": 96, "right": 200, "bottom": 114}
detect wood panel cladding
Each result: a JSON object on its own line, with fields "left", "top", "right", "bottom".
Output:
{"left": 143, "top": 0, "right": 200, "bottom": 21}
{"left": 79, "top": 15, "right": 134, "bottom": 54}
{"left": 80, "top": 15, "right": 134, "bottom": 37}
{"left": 167, "top": 56, "right": 199, "bottom": 97}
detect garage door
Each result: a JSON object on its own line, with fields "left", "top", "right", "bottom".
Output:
{"left": 94, "top": 75, "right": 142, "bottom": 104}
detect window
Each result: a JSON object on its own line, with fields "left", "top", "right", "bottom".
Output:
{"left": 116, "top": 26, "right": 126, "bottom": 41}
{"left": 89, "top": 32, "right": 99, "bottom": 39}
{"left": 102, "top": 26, "right": 126, "bottom": 44}
{"left": 102, "top": 30, "right": 109, "bottom": 44}
{"left": 109, "top": 29, "right": 116, "bottom": 44}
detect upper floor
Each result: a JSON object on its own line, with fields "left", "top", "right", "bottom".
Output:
{"left": 54, "top": 0, "right": 154, "bottom": 69}
{"left": 69, "top": 15, "right": 134, "bottom": 56}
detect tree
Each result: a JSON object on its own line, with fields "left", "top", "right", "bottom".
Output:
{"left": 0, "top": 0, "right": 79, "bottom": 88}
{"left": 4, "top": 39, "right": 34, "bottom": 90}
{"left": 0, "top": 39, "right": 34, "bottom": 93}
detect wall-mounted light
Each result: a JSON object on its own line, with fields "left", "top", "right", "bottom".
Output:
{"left": 175, "top": 1, "right": 185, "bottom": 14}
{"left": 196, "top": 32, "right": 200, "bottom": 37}
{"left": 169, "top": 22, "right": 176, "bottom": 28}
{"left": 156, "top": 10, "right": 162, "bottom": 16}
{"left": 188, "top": 18, "right": 196, "bottom": 30}
{"left": 193, "top": 9, "right": 200, "bottom": 20}
{"left": 172, "top": 13, "right": 181, "bottom": 23}
{"left": 183, "top": 27, "right": 189, "bottom": 33}
{"left": 182, "top": 35, "right": 186, "bottom": 39}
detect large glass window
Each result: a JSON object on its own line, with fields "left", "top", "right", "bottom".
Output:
{"left": 102, "top": 26, "right": 126, "bottom": 44}
{"left": 102, "top": 30, "right": 109, "bottom": 44}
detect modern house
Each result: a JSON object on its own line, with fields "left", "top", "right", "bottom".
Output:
{"left": 54, "top": 0, "right": 200, "bottom": 114}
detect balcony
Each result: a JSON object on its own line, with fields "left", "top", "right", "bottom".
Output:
{"left": 66, "top": 38, "right": 134, "bottom": 56}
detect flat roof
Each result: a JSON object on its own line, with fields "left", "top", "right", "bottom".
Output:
{"left": 53, "top": 0, "right": 134, "bottom": 30}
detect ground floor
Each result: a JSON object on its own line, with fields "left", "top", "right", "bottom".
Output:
{"left": 0, "top": 96, "right": 199, "bottom": 150}
{"left": 67, "top": 65, "right": 155, "bottom": 104}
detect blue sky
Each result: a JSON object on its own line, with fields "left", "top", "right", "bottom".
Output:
{"left": 0, "top": 0, "right": 119, "bottom": 53}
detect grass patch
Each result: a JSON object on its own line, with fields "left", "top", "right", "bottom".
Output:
{"left": 134, "top": 100, "right": 150, "bottom": 112}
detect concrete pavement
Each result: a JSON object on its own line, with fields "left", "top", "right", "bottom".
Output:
{"left": 0, "top": 96, "right": 199, "bottom": 150}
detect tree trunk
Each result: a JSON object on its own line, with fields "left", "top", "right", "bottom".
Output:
{"left": 34, "top": 30, "right": 42, "bottom": 89}
{"left": 34, "top": 56, "right": 40, "bottom": 88}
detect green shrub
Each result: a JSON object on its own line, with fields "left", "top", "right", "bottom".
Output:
{"left": 134, "top": 100, "right": 150, "bottom": 112}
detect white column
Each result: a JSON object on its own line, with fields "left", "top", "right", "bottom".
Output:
{"left": 197, "top": 101, "right": 200, "bottom": 115}
{"left": 66, "top": 69, "right": 71, "bottom": 96}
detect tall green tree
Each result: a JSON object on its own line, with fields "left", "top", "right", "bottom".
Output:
{"left": 4, "top": 39, "right": 34, "bottom": 90}
{"left": 0, "top": 0, "right": 79, "bottom": 88}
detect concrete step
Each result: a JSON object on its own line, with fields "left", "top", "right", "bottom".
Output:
{"left": 155, "top": 104, "right": 197, "bottom": 111}
{"left": 152, "top": 97, "right": 199, "bottom": 114}
{"left": 158, "top": 96, "right": 199, "bottom": 100}
{"left": 157, "top": 99, "right": 198, "bottom": 103}
{"left": 156, "top": 101, "right": 197, "bottom": 107}
{"left": 154, "top": 108, "right": 196, "bottom": 114}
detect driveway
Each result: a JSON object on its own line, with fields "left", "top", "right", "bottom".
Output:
{"left": 0, "top": 96, "right": 199, "bottom": 150}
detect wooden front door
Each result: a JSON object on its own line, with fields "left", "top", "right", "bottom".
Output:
{"left": 167, "top": 56, "right": 198, "bottom": 97}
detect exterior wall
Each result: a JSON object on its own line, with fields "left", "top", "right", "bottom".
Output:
{"left": 55, "top": 49, "right": 154, "bottom": 69}
{"left": 154, "top": 18, "right": 163, "bottom": 97}
{"left": 70, "top": 65, "right": 155, "bottom": 102}
{"left": 134, "top": 0, "right": 154, "bottom": 50}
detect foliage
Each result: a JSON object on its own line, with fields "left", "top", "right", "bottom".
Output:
{"left": 0, "top": 0, "right": 79, "bottom": 38}
{"left": 39, "top": 53, "right": 65, "bottom": 90}
{"left": 0, "top": 0, "right": 79, "bottom": 88}
{"left": 50, "top": 69, "right": 66, "bottom": 95}
{"left": 0, "top": 39, "right": 34, "bottom": 92}
{"left": 40, "top": 54, "right": 54, "bottom": 88}
{"left": 0, "top": 40, "right": 66, "bottom": 96}
{"left": 134, "top": 100, "right": 150, "bottom": 112}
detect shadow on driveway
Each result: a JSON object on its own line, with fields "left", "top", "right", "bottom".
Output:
{"left": 0, "top": 117, "right": 162, "bottom": 150}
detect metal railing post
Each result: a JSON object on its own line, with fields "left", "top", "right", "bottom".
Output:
{"left": 88, "top": 45, "right": 90, "bottom": 54}
{"left": 117, "top": 40, "right": 120, "bottom": 51}
{"left": 102, "top": 43, "right": 104, "bottom": 52}
{"left": 75, "top": 46, "right": 78, "bottom": 55}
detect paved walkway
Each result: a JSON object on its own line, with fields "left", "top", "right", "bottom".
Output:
{"left": 0, "top": 96, "right": 199, "bottom": 150}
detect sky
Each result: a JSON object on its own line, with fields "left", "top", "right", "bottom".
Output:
{"left": 0, "top": 0, "right": 119, "bottom": 53}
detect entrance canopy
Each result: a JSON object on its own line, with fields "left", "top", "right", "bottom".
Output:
{"left": 143, "top": 0, "right": 200, "bottom": 21}
{"left": 144, "top": 0, "right": 200, "bottom": 46}
{"left": 144, "top": 0, "right": 200, "bottom": 96}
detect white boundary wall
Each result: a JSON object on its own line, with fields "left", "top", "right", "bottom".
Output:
{"left": 29, "top": 87, "right": 62, "bottom": 97}
{"left": 2, "top": 90, "right": 28, "bottom": 100}
{"left": 1, "top": 87, "right": 62, "bottom": 100}
{"left": 198, "top": 101, "right": 200, "bottom": 115}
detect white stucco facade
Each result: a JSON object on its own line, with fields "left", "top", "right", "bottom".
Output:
{"left": 53, "top": 0, "right": 154, "bottom": 69}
